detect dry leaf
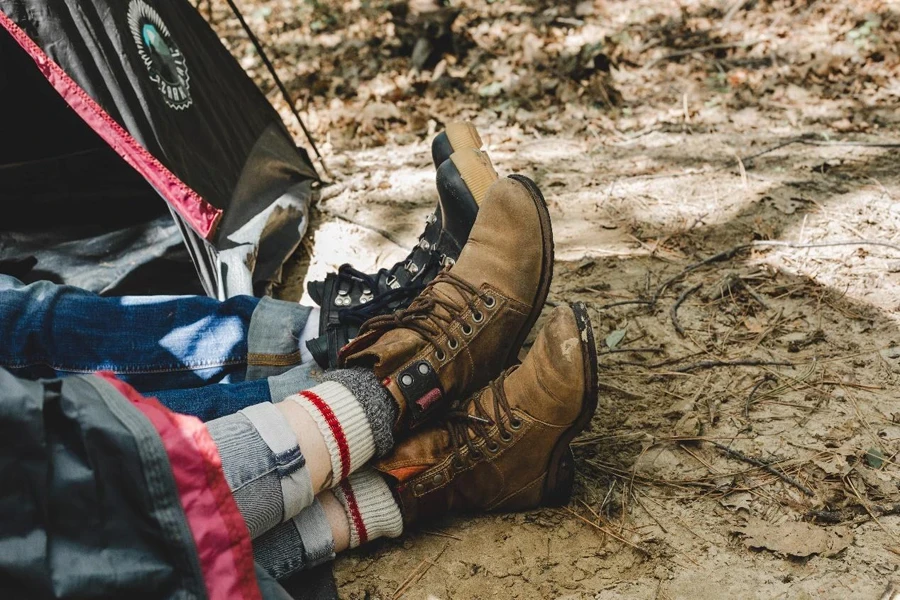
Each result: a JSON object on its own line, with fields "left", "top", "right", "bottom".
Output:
{"left": 735, "top": 517, "right": 853, "bottom": 558}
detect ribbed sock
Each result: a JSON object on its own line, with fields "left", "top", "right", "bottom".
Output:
{"left": 289, "top": 379, "right": 384, "bottom": 485}
{"left": 333, "top": 470, "right": 404, "bottom": 549}
{"left": 321, "top": 367, "right": 397, "bottom": 457}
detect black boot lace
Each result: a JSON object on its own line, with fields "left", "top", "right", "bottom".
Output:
{"left": 444, "top": 367, "right": 522, "bottom": 463}
{"left": 337, "top": 284, "right": 425, "bottom": 326}
{"left": 357, "top": 270, "right": 495, "bottom": 360}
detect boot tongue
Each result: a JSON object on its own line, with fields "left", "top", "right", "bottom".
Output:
{"left": 411, "top": 278, "right": 468, "bottom": 327}
{"left": 352, "top": 332, "right": 423, "bottom": 379}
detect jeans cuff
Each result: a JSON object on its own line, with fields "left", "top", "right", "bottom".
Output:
{"left": 268, "top": 362, "right": 324, "bottom": 403}
{"left": 245, "top": 297, "right": 312, "bottom": 381}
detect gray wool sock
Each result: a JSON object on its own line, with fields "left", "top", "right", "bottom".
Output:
{"left": 321, "top": 367, "right": 397, "bottom": 457}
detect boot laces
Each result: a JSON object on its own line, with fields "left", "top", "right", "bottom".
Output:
{"left": 337, "top": 284, "right": 425, "bottom": 326}
{"left": 358, "top": 269, "right": 493, "bottom": 357}
{"left": 445, "top": 367, "right": 521, "bottom": 463}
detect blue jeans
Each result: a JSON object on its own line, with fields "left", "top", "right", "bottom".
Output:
{"left": 0, "top": 275, "right": 320, "bottom": 420}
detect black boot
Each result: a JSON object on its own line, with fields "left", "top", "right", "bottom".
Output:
{"left": 306, "top": 140, "right": 498, "bottom": 369}
{"left": 308, "top": 122, "right": 483, "bottom": 304}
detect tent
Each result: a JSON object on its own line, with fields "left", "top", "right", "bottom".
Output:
{"left": 0, "top": 0, "right": 320, "bottom": 298}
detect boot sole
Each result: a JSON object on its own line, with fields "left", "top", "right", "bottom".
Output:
{"left": 541, "top": 302, "right": 599, "bottom": 507}
{"left": 449, "top": 149, "right": 498, "bottom": 206}
{"left": 432, "top": 122, "right": 483, "bottom": 168}
{"left": 504, "top": 174, "right": 555, "bottom": 368}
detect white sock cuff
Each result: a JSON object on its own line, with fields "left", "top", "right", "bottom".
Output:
{"left": 335, "top": 470, "right": 404, "bottom": 549}
{"left": 290, "top": 381, "right": 376, "bottom": 483}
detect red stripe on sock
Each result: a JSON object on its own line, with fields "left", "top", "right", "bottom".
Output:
{"left": 300, "top": 390, "right": 351, "bottom": 481}
{"left": 340, "top": 480, "right": 369, "bottom": 546}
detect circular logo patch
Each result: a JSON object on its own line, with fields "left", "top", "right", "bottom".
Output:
{"left": 128, "top": 1, "right": 192, "bottom": 110}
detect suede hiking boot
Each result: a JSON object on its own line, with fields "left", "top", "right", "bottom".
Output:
{"left": 339, "top": 173, "right": 555, "bottom": 432}
{"left": 306, "top": 145, "right": 499, "bottom": 368}
{"left": 374, "top": 303, "right": 599, "bottom": 525}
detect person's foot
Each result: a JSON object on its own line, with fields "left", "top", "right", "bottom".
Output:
{"left": 373, "top": 303, "right": 598, "bottom": 524}
{"left": 306, "top": 146, "right": 499, "bottom": 369}
{"left": 340, "top": 173, "right": 555, "bottom": 432}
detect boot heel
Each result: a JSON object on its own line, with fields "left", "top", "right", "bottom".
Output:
{"left": 432, "top": 122, "right": 482, "bottom": 168}
{"left": 449, "top": 149, "right": 498, "bottom": 206}
{"left": 543, "top": 447, "right": 576, "bottom": 506}
{"left": 445, "top": 122, "right": 483, "bottom": 155}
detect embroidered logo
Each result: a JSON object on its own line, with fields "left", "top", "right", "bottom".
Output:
{"left": 128, "top": 1, "right": 192, "bottom": 110}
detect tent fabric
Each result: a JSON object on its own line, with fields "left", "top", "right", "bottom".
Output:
{"left": 0, "top": 0, "right": 319, "bottom": 298}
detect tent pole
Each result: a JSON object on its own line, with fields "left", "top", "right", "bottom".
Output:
{"left": 221, "top": 0, "right": 331, "bottom": 180}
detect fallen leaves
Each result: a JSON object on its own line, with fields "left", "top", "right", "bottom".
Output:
{"left": 735, "top": 517, "right": 854, "bottom": 558}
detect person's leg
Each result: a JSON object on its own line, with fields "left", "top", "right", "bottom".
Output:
{"left": 252, "top": 471, "right": 403, "bottom": 579}
{"left": 207, "top": 368, "right": 398, "bottom": 539}
{"left": 251, "top": 304, "right": 598, "bottom": 581}
{"left": 0, "top": 274, "right": 314, "bottom": 392}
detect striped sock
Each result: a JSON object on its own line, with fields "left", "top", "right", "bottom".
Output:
{"left": 334, "top": 470, "right": 404, "bottom": 549}
{"left": 289, "top": 381, "right": 377, "bottom": 484}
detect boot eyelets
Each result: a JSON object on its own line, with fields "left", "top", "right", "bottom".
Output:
{"left": 510, "top": 419, "right": 523, "bottom": 430}
{"left": 500, "top": 432, "right": 513, "bottom": 442}
{"left": 461, "top": 324, "right": 473, "bottom": 336}
{"left": 487, "top": 442, "right": 500, "bottom": 453}
{"left": 484, "top": 296, "right": 496, "bottom": 309}
{"left": 472, "top": 311, "right": 484, "bottom": 323}
{"left": 470, "top": 450, "right": 483, "bottom": 460}
{"left": 435, "top": 350, "right": 446, "bottom": 361}
{"left": 448, "top": 338, "right": 459, "bottom": 350}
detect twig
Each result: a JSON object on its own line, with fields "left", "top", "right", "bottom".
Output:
{"left": 560, "top": 507, "right": 649, "bottom": 555}
{"left": 651, "top": 239, "right": 900, "bottom": 305}
{"left": 598, "top": 299, "right": 654, "bottom": 310}
{"left": 392, "top": 543, "right": 449, "bottom": 599}
{"left": 670, "top": 283, "right": 702, "bottom": 337}
{"left": 805, "top": 503, "right": 900, "bottom": 524}
{"left": 672, "top": 359, "right": 793, "bottom": 373}
{"left": 600, "top": 347, "right": 665, "bottom": 355}
{"left": 708, "top": 441, "right": 814, "bottom": 497}
{"left": 646, "top": 38, "right": 767, "bottom": 68}
{"left": 740, "top": 134, "right": 900, "bottom": 166}
{"left": 844, "top": 476, "right": 896, "bottom": 541}
{"left": 744, "top": 374, "right": 777, "bottom": 419}
{"left": 421, "top": 529, "right": 462, "bottom": 541}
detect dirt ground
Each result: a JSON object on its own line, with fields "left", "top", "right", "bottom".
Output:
{"left": 206, "top": 0, "right": 900, "bottom": 597}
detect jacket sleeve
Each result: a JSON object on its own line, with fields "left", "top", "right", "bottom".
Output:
{"left": 0, "top": 368, "right": 281, "bottom": 600}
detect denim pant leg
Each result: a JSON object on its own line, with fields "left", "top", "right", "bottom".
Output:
{"left": 0, "top": 275, "right": 313, "bottom": 393}
{"left": 152, "top": 362, "right": 322, "bottom": 421}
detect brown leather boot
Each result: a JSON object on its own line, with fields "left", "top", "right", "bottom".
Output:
{"left": 339, "top": 174, "right": 555, "bottom": 432}
{"left": 373, "top": 303, "right": 598, "bottom": 525}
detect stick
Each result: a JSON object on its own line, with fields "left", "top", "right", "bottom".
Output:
{"left": 600, "top": 347, "right": 664, "bottom": 355}
{"left": 743, "top": 374, "right": 777, "bottom": 419}
{"left": 598, "top": 299, "right": 654, "bottom": 310}
{"left": 708, "top": 441, "right": 814, "bottom": 496}
{"left": 673, "top": 359, "right": 793, "bottom": 373}
{"left": 560, "top": 507, "right": 649, "bottom": 555}
{"left": 670, "top": 283, "right": 702, "bottom": 337}
{"left": 646, "top": 38, "right": 767, "bottom": 68}
{"left": 392, "top": 543, "right": 449, "bottom": 599}
{"left": 740, "top": 135, "right": 900, "bottom": 165}
{"left": 651, "top": 239, "right": 900, "bottom": 305}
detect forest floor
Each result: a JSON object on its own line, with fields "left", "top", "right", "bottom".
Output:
{"left": 208, "top": 0, "right": 900, "bottom": 597}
